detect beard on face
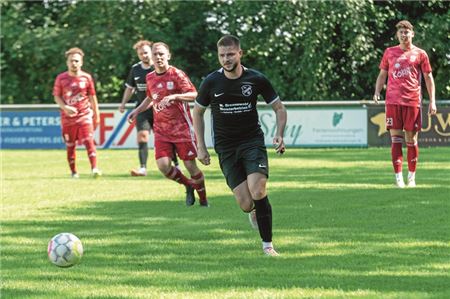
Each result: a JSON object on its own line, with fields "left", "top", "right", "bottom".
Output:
{"left": 223, "top": 62, "right": 237, "bottom": 72}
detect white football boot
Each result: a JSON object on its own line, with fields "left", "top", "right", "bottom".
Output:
{"left": 248, "top": 210, "right": 258, "bottom": 230}
{"left": 407, "top": 172, "right": 416, "bottom": 188}
{"left": 92, "top": 168, "right": 102, "bottom": 178}
{"left": 395, "top": 173, "right": 405, "bottom": 188}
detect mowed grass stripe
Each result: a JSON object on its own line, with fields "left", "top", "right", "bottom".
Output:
{"left": 1, "top": 148, "right": 449, "bottom": 298}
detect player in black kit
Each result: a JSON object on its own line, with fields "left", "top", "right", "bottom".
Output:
{"left": 120, "top": 40, "right": 178, "bottom": 176}
{"left": 193, "top": 35, "right": 287, "bottom": 256}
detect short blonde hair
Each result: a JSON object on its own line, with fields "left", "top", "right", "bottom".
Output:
{"left": 133, "top": 40, "right": 153, "bottom": 50}
{"left": 65, "top": 47, "right": 84, "bottom": 58}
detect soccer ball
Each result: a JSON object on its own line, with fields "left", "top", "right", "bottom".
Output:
{"left": 47, "top": 233, "right": 83, "bottom": 267}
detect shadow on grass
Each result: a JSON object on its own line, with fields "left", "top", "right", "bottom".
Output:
{"left": 2, "top": 191, "right": 450, "bottom": 296}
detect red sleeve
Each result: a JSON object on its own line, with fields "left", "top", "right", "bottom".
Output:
{"left": 379, "top": 49, "right": 389, "bottom": 71}
{"left": 420, "top": 51, "right": 432, "bottom": 74}
{"left": 87, "top": 75, "right": 96, "bottom": 96}
{"left": 175, "top": 69, "right": 196, "bottom": 93}
{"left": 52, "top": 75, "right": 62, "bottom": 96}
{"left": 146, "top": 73, "right": 152, "bottom": 98}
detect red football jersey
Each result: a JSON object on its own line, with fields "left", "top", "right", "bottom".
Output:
{"left": 146, "top": 66, "right": 197, "bottom": 143}
{"left": 53, "top": 71, "right": 96, "bottom": 126}
{"left": 379, "top": 45, "right": 432, "bottom": 107}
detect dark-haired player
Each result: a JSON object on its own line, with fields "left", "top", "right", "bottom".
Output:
{"left": 193, "top": 35, "right": 287, "bottom": 256}
{"left": 374, "top": 20, "right": 436, "bottom": 188}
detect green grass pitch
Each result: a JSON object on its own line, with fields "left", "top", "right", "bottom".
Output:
{"left": 2, "top": 148, "right": 450, "bottom": 298}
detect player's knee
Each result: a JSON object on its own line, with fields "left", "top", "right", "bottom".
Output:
{"left": 249, "top": 184, "right": 267, "bottom": 200}
{"left": 137, "top": 131, "right": 149, "bottom": 143}
{"left": 156, "top": 162, "right": 171, "bottom": 175}
{"left": 240, "top": 203, "right": 253, "bottom": 213}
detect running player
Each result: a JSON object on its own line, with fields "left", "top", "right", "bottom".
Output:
{"left": 128, "top": 42, "right": 208, "bottom": 206}
{"left": 53, "top": 47, "right": 102, "bottom": 178}
{"left": 192, "top": 35, "right": 287, "bottom": 256}
{"left": 119, "top": 40, "right": 178, "bottom": 176}
{"left": 373, "top": 20, "right": 437, "bottom": 188}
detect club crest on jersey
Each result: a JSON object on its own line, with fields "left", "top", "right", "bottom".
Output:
{"left": 410, "top": 55, "right": 417, "bottom": 62}
{"left": 167, "top": 81, "right": 174, "bottom": 90}
{"left": 79, "top": 81, "right": 86, "bottom": 88}
{"left": 241, "top": 85, "right": 252, "bottom": 97}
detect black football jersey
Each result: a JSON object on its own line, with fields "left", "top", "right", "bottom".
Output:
{"left": 125, "top": 62, "right": 154, "bottom": 103}
{"left": 196, "top": 66, "right": 280, "bottom": 151}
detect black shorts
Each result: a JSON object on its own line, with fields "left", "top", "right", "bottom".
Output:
{"left": 217, "top": 139, "right": 268, "bottom": 190}
{"left": 135, "top": 108, "right": 154, "bottom": 132}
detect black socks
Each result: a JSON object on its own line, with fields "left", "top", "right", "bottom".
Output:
{"left": 138, "top": 142, "right": 148, "bottom": 168}
{"left": 253, "top": 196, "right": 272, "bottom": 243}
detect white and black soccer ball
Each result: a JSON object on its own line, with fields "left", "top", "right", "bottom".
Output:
{"left": 47, "top": 233, "right": 83, "bottom": 267}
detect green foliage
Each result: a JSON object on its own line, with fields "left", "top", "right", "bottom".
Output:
{"left": 1, "top": 0, "right": 448, "bottom": 104}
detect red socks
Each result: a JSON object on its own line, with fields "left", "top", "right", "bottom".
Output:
{"left": 67, "top": 145, "right": 77, "bottom": 174}
{"left": 191, "top": 172, "right": 207, "bottom": 203}
{"left": 406, "top": 141, "right": 418, "bottom": 172}
{"left": 165, "top": 166, "right": 191, "bottom": 186}
{"left": 83, "top": 139, "right": 97, "bottom": 169}
{"left": 391, "top": 135, "right": 403, "bottom": 174}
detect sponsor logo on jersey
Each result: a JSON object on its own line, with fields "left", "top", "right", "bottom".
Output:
{"left": 392, "top": 66, "right": 412, "bottom": 79}
{"left": 152, "top": 93, "right": 159, "bottom": 100}
{"left": 66, "top": 93, "right": 84, "bottom": 105}
{"left": 167, "top": 81, "right": 174, "bottom": 90}
{"left": 241, "top": 85, "right": 252, "bottom": 96}
{"left": 394, "top": 63, "right": 401, "bottom": 69}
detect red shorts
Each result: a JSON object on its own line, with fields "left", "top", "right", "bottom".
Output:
{"left": 154, "top": 139, "right": 197, "bottom": 161}
{"left": 62, "top": 123, "right": 94, "bottom": 146}
{"left": 385, "top": 104, "right": 422, "bottom": 132}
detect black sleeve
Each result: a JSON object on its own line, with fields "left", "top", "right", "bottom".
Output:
{"left": 195, "top": 77, "right": 211, "bottom": 108}
{"left": 125, "top": 67, "right": 136, "bottom": 88}
{"left": 259, "top": 73, "right": 279, "bottom": 104}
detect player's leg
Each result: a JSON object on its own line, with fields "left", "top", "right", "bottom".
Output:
{"left": 184, "top": 159, "right": 208, "bottom": 206}
{"left": 232, "top": 181, "right": 258, "bottom": 229}
{"left": 386, "top": 104, "right": 405, "bottom": 187}
{"left": 79, "top": 123, "right": 101, "bottom": 177}
{"left": 62, "top": 125, "right": 78, "bottom": 178}
{"left": 240, "top": 142, "right": 278, "bottom": 256}
{"left": 404, "top": 106, "right": 421, "bottom": 187}
{"left": 218, "top": 150, "right": 256, "bottom": 223}
{"left": 247, "top": 173, "right": 278, "bottom": 256}
{"left": 131, "top": 110, "right": 151, "bottom": 176}
{"left": 177, "top": 142, "right": 208, "bottom": 206}
{"left": 155, "top": 140, "right": 193, "bottom": 203}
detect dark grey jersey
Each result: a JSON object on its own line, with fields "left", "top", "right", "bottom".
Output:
{"left": 125, "top": 62, "right": 154, "bottom": 104}
{"left": 196, "top": 66, "right": 279, "bottom": 152}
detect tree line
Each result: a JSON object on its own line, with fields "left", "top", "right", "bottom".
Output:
{"left": 1, "top": 0, "right": 448, "bottom": 104}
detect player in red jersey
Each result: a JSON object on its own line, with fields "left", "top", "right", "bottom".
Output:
{"left": 373, "top": 20, "right": 436, "bottom": 188}
{"left": 53, "top": 47, "right": 102, "bottom": 178}
{"left": 128, "top": 42, "right": 208, "bottom": 206}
